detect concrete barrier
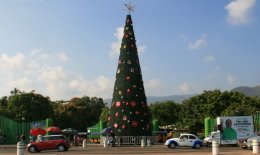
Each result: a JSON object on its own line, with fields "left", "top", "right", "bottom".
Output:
{"left": 17, "top": 141, "right": 24, "bottom": 155}
{"left": 147, "top": 139, "right": 151, "bottom": 147}
{"left": 103, "top": 137, "right": 107, "bottom": 148}
{"left": 141, "top": 138, "right": 145, "bottom": 147}
{"left": 212, "top": 140, "right": 219, "bottom": 155}
{"left": 252, "top": 139, "right": 259, "bottom": 154}
{"left": 83, "top": 139, "right": 87, "bottom": 148}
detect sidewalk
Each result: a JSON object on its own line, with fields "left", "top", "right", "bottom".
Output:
{"left": 0, "top": 144, "right": 16, "bottom": 149}
{"left": 0, "top": 144, "right": 255, "bottom": 155}
{"left": 0, "top": 143, "right": 101, "bottom": 149}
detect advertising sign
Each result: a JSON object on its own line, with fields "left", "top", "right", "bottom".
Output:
{"left": 217, "top": 116, "right": 254, "bottom": 140}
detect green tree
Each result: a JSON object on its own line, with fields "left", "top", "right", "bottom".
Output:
{"left": 149, "top": 101, "right": 180, "bottom": 126}
{"left": 0, "top": 96, "right": 10, "bottom": 117}
{"left": 7, "top": 89, "right": 53, "bottom": 122}
{"left": 100, "top": 106, "right": 110, "bottom": 122}
{"left": 108, "top": 13, "right": 151, "bottom": 136}
{"left": 176, "top": 90, "right": 260, "bottom": 133}
{"left": 53, "top": 96, "right": 105, "bottom": 131}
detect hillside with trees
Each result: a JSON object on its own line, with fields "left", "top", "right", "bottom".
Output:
{"left": 1, "top": 88, "right": 260, "bottom": 134}
{"left": 232, "top": 85, "right": 260, "bottom": 97}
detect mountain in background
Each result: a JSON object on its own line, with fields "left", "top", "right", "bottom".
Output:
{"left": 104, "top": 94, "right": 196, "bottom": 105}
{"left": 146, "top": 94, "right": 197, "bottom": 104}
{"left": 231, "top": 85, "right": 260, "bottom": 97}
{"left": 103, "top": 85, "right": 260, "bottom": 105}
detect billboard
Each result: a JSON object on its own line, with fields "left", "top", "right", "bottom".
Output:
{"left": 217, "top": 116, "right": 254, "bottom": 140}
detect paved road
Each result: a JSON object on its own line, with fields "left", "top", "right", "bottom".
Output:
{"left": 0, "top": 144, "right": 254, "bottom": 155}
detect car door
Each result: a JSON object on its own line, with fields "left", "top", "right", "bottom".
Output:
{"left": 188, "top": 135, "right": 197, "bottom": 147}
{"left": 51, "top": 136, "right": 62, "bottom": 149}
{"left": 37, "top": 136, "right": 53, "bottom": 150}
{"left": 179, "top": 135, "right": 190, "bottom": 146}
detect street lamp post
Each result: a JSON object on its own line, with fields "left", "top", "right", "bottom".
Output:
{"left": 254, "top": 111, "right": 260, "bottom": 133}
{"left": 21, "top": 117, "right": 25, "bottom": 134}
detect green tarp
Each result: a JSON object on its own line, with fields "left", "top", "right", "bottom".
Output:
{"left": 0, "top": 115, "right": 52, "bottom": 144}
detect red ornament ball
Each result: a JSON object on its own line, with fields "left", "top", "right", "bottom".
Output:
{"left": 130, "top": 101, "right": 136, "bottom": 107}
{"left": 115, "top": 112, "right": 119, "bottom": 117}
{"left": 116, "top": 101, "right": 121, "bottom": 107}
{"left": 114, "top": 123, "right": 118, "bottom": 128}
{"left": 132, "top": 121, "right": 138, "bottom": 127}
{"left": 123, "top": 115, "right": 127, "bottom": 120}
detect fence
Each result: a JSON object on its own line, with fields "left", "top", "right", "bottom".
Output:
{"left": 0, "top": 115, "right": 52, "bottom": 144}
{"left": 101, "top": 136, "right": 161, "bottom": 145}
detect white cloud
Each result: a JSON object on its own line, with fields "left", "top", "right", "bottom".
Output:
{"left": 179, "top": 82, "right": 192, "bottom": 93}
{"left": 146, "top": 79, "right": 161, "bottom": 89}
{"left": 0, "top": 53, "right": 25, "bottom": 70}
{"left": 0, "top": 51, "right": 114, "bottom": 100}
{"left": 30, "top": 48, "right": 51, "bottom": 62}
{"left": 38, "top": 66, "right": 66, "bottom": 81}
{"left": 8, "top": 77, "right": 33, "bottom": 91}
{"left": 227, "top": 74, "right": 237, "bottom": 85}
{"left": 110, "top": 27, "right": 124, "bottom": 58}
{"left": 138, "top": 45, "right": 146, "bottom": 53}
{"left": 188, "top": 34, "right": 207, "bottom": 50}
{"left": 205, "top": 55, "right": 215, "bottom": 62}
{"left": 68, "top": 76, "right": 113, "bottom": 98}
{"left": 225, "top": 0, "right": 256, "bottom": 25}
{"left": 58, "top": 52, "right": 69, "bottom": 61}
{"left": 180, "top": 33, "right": 189, "bottom": 42}
{"left": 110, "top": 26, "right": 146, "bottom": 58}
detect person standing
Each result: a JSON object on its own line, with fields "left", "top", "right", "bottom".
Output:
{"left": 20, "top": 133, "right": 26, "bottom": 142}
{"left": 16, "top": 131, "right": 20, "bottom": 142}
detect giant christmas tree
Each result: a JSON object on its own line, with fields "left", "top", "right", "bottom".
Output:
{"left": 108, "top": 4, "right": 151, "bottom": 136}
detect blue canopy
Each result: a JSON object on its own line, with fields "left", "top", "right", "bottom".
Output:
{"left": 101, "top": 127, "right": 112, "bottom": 136}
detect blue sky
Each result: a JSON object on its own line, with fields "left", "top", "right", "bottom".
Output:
{"left": 0, "top": 0, "right": 259, "bottom": 101}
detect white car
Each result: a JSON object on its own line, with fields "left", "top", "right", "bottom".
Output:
{"left": 164, "top": 133, "right": 203, "bottom": 149}
{"left": 241, "top": 136, "right": 260, "bottom": 150}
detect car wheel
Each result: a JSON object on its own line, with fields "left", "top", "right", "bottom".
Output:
{"left": 168, "top": 142, "right": 176, "bottom": 149}
{"left": 206, "top": 142, "right": 212, "bottom": 147}
{"left": 57, "top": 144, "right": 65, "bottom": 152}
{"left": 194, "top": 143, "right": 201, "bottom": 149}
{"left": 28, "top": 145, "right": 37, "bottom": 153}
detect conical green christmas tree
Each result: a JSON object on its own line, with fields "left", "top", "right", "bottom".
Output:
{"left": 108, "top": 13, "right": 151, "bottom": 136}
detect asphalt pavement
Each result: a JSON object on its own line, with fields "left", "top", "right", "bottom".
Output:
{"left": 0, "top": 143, "right": 256, "bottom": 155}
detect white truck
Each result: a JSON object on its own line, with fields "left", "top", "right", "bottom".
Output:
{"left": 204, "top": 116, "right": 254, "bottom": 146}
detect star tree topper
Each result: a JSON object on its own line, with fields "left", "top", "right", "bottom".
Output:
{"left": 124, "top": 1, "right": 136, "bottom": 14}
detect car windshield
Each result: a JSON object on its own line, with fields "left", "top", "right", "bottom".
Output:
{"left": 207, "top": 133, "right": 214, "bottom": 137}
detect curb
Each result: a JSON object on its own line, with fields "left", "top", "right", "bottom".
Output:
{"left": 0, "top": 145, "right": 17, "bottom": 149}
